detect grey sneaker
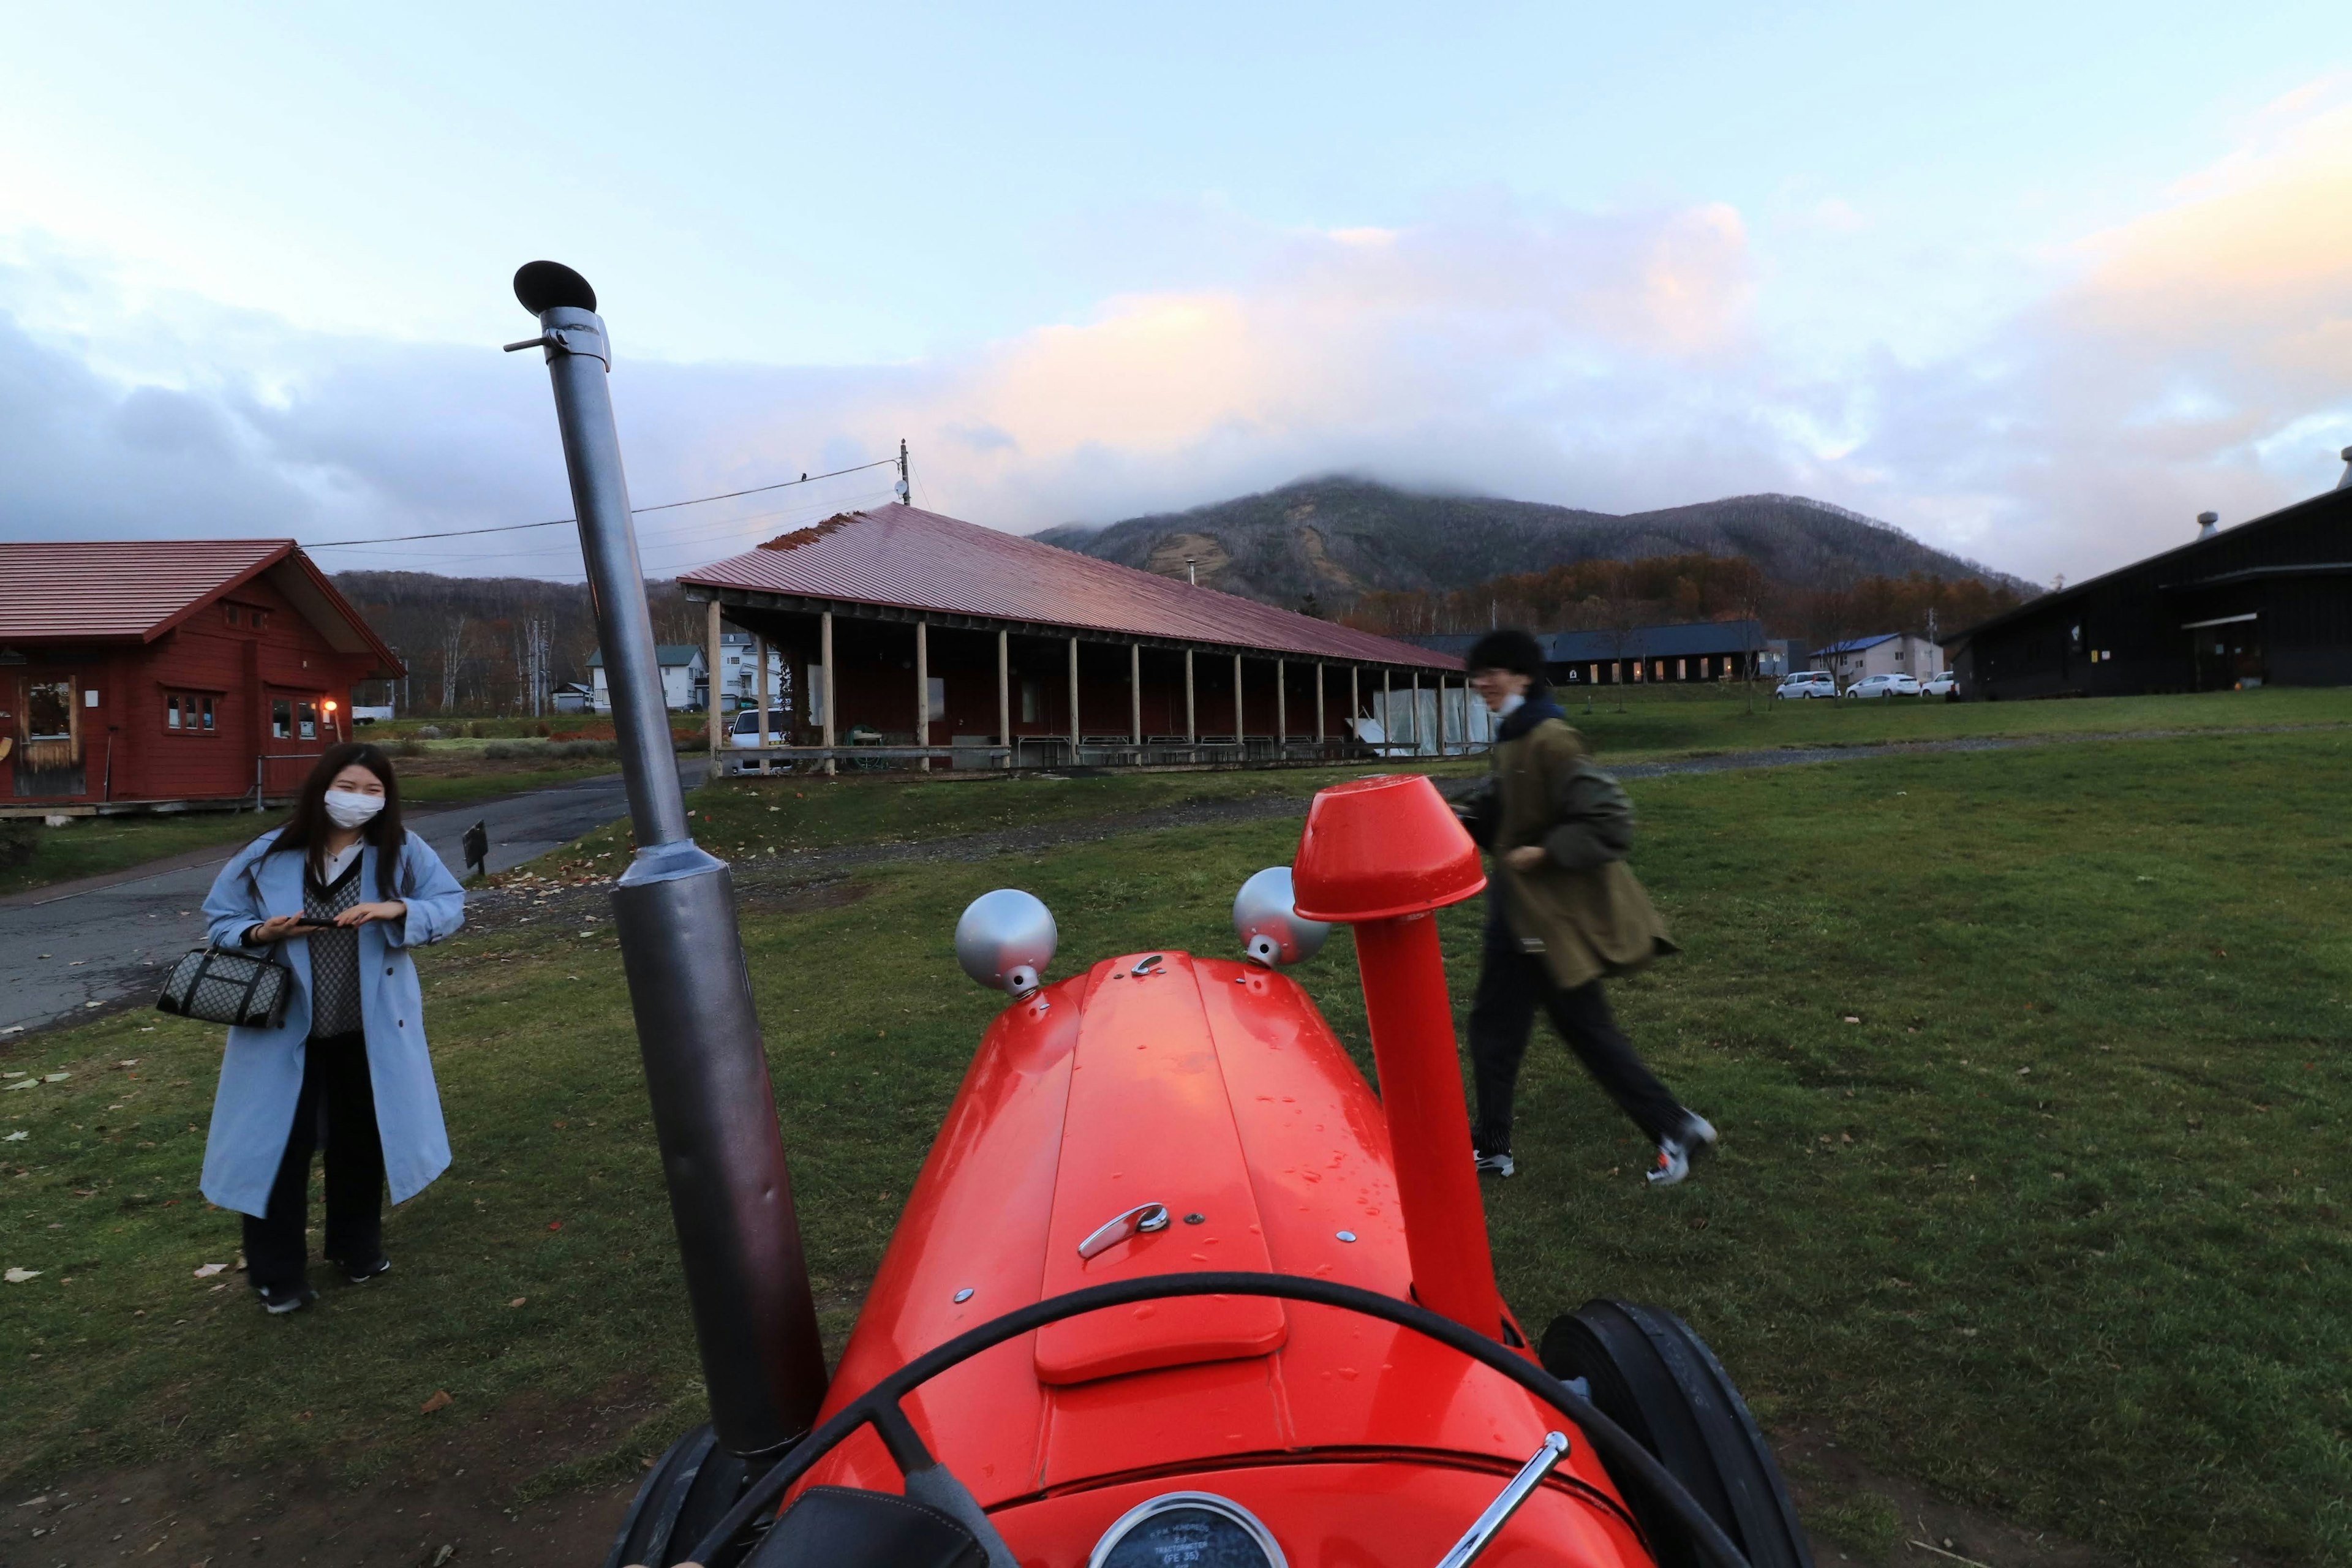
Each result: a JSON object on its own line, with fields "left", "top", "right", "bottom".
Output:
{"left": 337, "top": 1254, "right": 390, "bottom": 1284}
{"left": 1646, "top": 1114, "right": 1717, "bottom": 1188}
{"left": 1474, "top": 1149, "right": 1517, "bottom": 1180}
{"left": 257, "top": 1282, "right": 318, "bottom": 1316}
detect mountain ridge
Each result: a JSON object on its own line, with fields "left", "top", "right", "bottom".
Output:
{"left": 1031, "top": 477, "right": 2030, "bottom": 611}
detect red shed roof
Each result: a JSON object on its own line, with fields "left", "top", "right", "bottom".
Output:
{"left": 680, "top": 507, "right": 1459, "bottom": 669}
{"left": 0, "top": 540, "right": 402, "bottom": 674}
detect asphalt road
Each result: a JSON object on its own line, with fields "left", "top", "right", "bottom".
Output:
{"left": 0, "top": 761, "right": 706, "bottom": 1038}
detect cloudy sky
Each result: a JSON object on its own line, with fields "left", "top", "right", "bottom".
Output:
{"left": 4, "top": 2, "right": 2348, "bottom": 582}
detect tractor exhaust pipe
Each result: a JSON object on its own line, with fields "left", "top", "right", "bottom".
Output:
{"left": 507, "top": 261, "right": 827, "bottom": 1458}
{"left": 1292, "top": 774, "right": 1511, "bottom": 1343}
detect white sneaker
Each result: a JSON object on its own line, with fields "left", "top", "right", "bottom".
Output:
{"left": 1473, "top": 1149, "right": 1517, "bottom": 1179}
{"left": 1646, "top": 1114, "right": 1717, "bottom": 1187}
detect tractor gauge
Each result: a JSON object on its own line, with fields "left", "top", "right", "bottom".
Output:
{"left": 1088, "top": 1491, "right": 1286, "bottom": 1568}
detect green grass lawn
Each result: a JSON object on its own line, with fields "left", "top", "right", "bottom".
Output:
{"left": 4, "top": 726, "right": 2348, "bottom": 1561}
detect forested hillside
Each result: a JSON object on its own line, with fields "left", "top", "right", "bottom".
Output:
{"left": 1035, "top": 477, "right": 2032, "bottom": 646}
{"left": 331, "top": 571, "right": 704, "bottom": 717}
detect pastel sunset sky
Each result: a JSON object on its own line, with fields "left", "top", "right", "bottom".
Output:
{"left": 4, "top": 2, "right": 2347, "bottom": 582}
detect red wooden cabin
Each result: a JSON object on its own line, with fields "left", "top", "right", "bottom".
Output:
{"left": 0, "top": 541, "right": 400, "bottom": 812}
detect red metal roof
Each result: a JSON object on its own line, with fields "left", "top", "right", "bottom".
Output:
{"left": 0, "top": 540, "right": 402, "bottom": 674}
{"left": 680, "top": 507, "right": 1461, "bottom": 669}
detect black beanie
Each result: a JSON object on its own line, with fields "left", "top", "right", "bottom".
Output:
{"left": 1466, "top": 628, "right": 1549, "bottom": 685}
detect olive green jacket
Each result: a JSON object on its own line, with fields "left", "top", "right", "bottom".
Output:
{"left": 1474, "top": 716, "right": 1677, "bottom": 990}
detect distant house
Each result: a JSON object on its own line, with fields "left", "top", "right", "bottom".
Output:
{"left": 551, "top": 682, "right": 593, "bottom": 715}
{"left": 0, "top": 540, "right": 402, "bottom": 812}
{"left": 1811, "top": 633, "right": 1943, "bottom": 684}
{"left": 586, "top": 645, "right": 705, "bottom": 712}
{"left": 1406, "top": 620, "right": 1774, "bottom": 686}
{"left": 711, "top": 631, "right": 788, "bottom": 715}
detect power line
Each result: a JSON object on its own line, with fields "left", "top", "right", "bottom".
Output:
{"left": 302, "top": 457, "right": 900, "bottom": 550}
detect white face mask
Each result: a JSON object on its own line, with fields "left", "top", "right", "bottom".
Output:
{"left": 323, "top": 788, "right": 385, "bottom": 829}
{"left": 1497, "top": 692, "right": 1526, "bottom": 718}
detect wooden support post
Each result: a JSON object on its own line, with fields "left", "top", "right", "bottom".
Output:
{"left": 706, "top": 598, "right": 723, "bottom": 763}
{"left": 1232, "top": 652, "right": 1244, "bottom": 748}
{"left": 820, "top": 609, "right": 836, "bottom": 777}
{"left": 1410, "top": 670, "right": 1420, "bottom": 756}
{"left": 755, "top": 633, "right": 770, "bottom": 775}
{"left": 915, "top": 619, "right": 929, "bottom": 774}
{"left": 1316, "top": 663, "right": 1326, "bottom": 753}
{"left": 1436, "top": 673, "right": 1447, "bottom": 756}
{"left": 1130, "top": 643, "right": 1142, "bottom": 749}
{"left": 1275, "top": 658, "right": 1286, "bottom": 754}
{"left": 997, "top": 628, "right": 1011, "bottom": 770}
{"left": 1381, "top": 669, "right": 1390, "bottom": 756}
{"left": 1185, "top": 650, "right": 1196, "bottom": 742}
{"left": 1068, "top": 636, "right": 1080, "bottom": 762}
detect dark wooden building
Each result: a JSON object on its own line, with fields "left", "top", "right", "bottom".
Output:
{"left": 0, "top": 541, "right": 401, "bottom": 812}
{"left": 678, "top": 506, "right": 1463, "bottom": 769}
{"left": 1953, "top": 463, "right": 2352, "bottom": 699}
{"left": 1408, "top": 620, "right": 1776, "bottom": 687}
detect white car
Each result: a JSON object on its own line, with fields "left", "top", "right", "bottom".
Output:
{"left": 1844, "top": 673, "right": 1923, "bottom": 699}
{"left": 724, "top": 709, "right": 792, "bottom": 774}
{"left": 1921, "top": 671, "right": 1959, "bottom": 699}
{"left": 1774, "top": 671, "right": 1838, "bottom": 699}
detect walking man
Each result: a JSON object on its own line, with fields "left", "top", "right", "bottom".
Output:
{"left": 1457, "top": 629, "right": 1716, "bottom": 1185}
{"left": 461, "top": 819, "right": 489, "bottom": 879}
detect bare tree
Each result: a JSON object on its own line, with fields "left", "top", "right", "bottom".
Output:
{"left": 438, "top": 614, "right": 469, "bottom": 711}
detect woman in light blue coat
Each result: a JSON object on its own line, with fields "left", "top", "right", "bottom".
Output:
{"left": 200, "top": 742, "right": 464, "bottom": 1314}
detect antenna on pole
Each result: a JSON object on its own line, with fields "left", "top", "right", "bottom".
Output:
{"left": 895, "top": 438, "right": 911, "bottom": 505}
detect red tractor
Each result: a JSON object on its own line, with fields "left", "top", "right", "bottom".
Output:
{"left": 606, "top": 776, "right": 1809, "bottom": 1568}
{"left": 504, "top": 262, "right": 1808, "bottom": 1568}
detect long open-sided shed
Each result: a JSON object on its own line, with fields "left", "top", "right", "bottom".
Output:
{"left": 677, "top": 505, "right": 1469, "bottom": 770}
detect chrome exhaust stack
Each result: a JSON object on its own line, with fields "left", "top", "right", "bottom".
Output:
{"left": 508, "top": 261, "right": 826, "bottom": 1459}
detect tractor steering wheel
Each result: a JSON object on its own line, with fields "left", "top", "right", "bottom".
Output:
{"left": 678, "top": 1270, "right": 1752, "bottom": 1568}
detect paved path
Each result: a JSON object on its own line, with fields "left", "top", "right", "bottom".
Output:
{"left": 0, "top": 762, "right": 707, "bottom": 1037}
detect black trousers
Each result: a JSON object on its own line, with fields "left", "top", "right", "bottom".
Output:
{"left": 1466, "top": 934, "right": 1684, "bottom": 1155}
{"left": 243, "top": 1031, "right": 384, "bottom": 1292}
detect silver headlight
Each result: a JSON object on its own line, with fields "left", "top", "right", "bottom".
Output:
{"left": 955, "top": 889, "right": 1058, "bottom": 999}
{"left": 1232, "top": 866, "right": 1329, "bottom": 968}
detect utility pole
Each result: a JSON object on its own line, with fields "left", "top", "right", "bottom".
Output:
{"left": 896, "top": 438, "right": 911, "bottom": 505}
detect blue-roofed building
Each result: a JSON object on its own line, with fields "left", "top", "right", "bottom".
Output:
{"left": 1809, "top": 632, "right": 1943, "bottom": 684}
{"left": 1404, "top": 620, "right": 1789, "bottom": 687}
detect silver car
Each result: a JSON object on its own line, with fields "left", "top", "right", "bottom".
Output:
{"left": 1920, "top": 671, "right": 1960, "bottom": 699}
{"left": 1774, "top": 671, "right": 1838, "bottom": 699}
{"left": 1844, "top": 673, "right": 1923, "bottom": 699}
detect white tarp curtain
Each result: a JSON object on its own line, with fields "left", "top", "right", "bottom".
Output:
{"left": 1368, "top": 686, "right": 1492, "bottom": 756}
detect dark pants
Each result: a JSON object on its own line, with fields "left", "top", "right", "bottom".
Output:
{"left": 1467, "top": 931, "right": 1684, "bottom": 1155}
{"left": 243, "top": 1031, "right": 384, "bottom": 1292}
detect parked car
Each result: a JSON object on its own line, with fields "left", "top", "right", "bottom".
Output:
{"left": 723, "top": 709, "right": 792, "bottom": 774}
{"left": 1921, "top": 671, "right": 1960, "bottom": 699}
{"left": 1774, "top": 671, "right": 1838, "bottom": 699}
{"left": 1844, "top": 673, "right": 1923, "bottom": 699}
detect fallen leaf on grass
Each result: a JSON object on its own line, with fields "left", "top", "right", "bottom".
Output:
{"left": 3, "top": 1131, "right": 25, "bottom": 1142}
{"left": 193, "top": 1263, "right": 227, "bottom": 1278}
{"left": 1841, "top": 1016, "right": 1861, "bottom": 1025}
{"left": 3, "top": 1079, "right": 38, "bottom": 1093}
{"left": 508, "top": 1297, "right": 526, "bottom": 1308}
{"left": 5, "top": 1268, "right": 41, "bottom": 1283}
{"left": 42, "top": 1072, "right": 69, "bottom": 1082}
{"left": 420, "top": 1390, "right": 454, "bottom": 1414}
{"left": 116, "top": 1059, "right": 140, "bottom": 1068}
{"left": 548, "top": 1221, "right": 562, "bottom": 1231}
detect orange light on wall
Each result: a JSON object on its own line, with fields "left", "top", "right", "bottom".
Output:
{"left": 323, "top": 699, "right": 339, "bottom": 712}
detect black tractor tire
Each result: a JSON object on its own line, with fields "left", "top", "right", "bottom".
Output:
{"left": 1540, "top": 1301, "right": 1812, "bottom": 1568}
{"left": 604, "top": 1424, "right": 756, "bottom": 1568}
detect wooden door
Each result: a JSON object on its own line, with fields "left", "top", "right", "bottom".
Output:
{"left": 13, "top": 673, "right": 85, "bottom": 797}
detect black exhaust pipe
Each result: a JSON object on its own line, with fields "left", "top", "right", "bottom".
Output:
{"left": 508, "top": 260, "right": 827, "bottom": 1458}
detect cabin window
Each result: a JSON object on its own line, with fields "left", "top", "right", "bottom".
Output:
{"left": 271, "top": 698, "right": 292, "bottom": 739}
{"left": 165, "top": 693, "right": 217, "bottom": 733}
{"left": 224, "top": 606, "right": 241, "bottom": 627}
{"left": 26, "top": 681, "right": 72, "bottom": 742}
{"left": 1020, "top": 680, "right": 1042, "bottom": 723}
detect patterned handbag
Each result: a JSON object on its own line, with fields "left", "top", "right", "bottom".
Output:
{"left": 156, "top": 863, "right": 293, "bottom": 1028}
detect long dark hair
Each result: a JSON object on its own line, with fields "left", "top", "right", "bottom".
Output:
{"left": 266, "top": 742, "right": 405, "bottom": 898}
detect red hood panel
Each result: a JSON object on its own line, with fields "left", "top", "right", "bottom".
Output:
{"left": 1034, "top": 957, "right": 1287, "bottom": 1384}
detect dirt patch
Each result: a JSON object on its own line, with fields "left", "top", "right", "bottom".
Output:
{"left": 1777, "top": 1425, "right": 2113, "bottom": 1568}
{"left": 9, "top": 1381, "right": 667, "bottom": 1567}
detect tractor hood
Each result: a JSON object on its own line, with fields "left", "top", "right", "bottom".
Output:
{"left": 801, "top": 950, "right": 1563, "bottom": 1507}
